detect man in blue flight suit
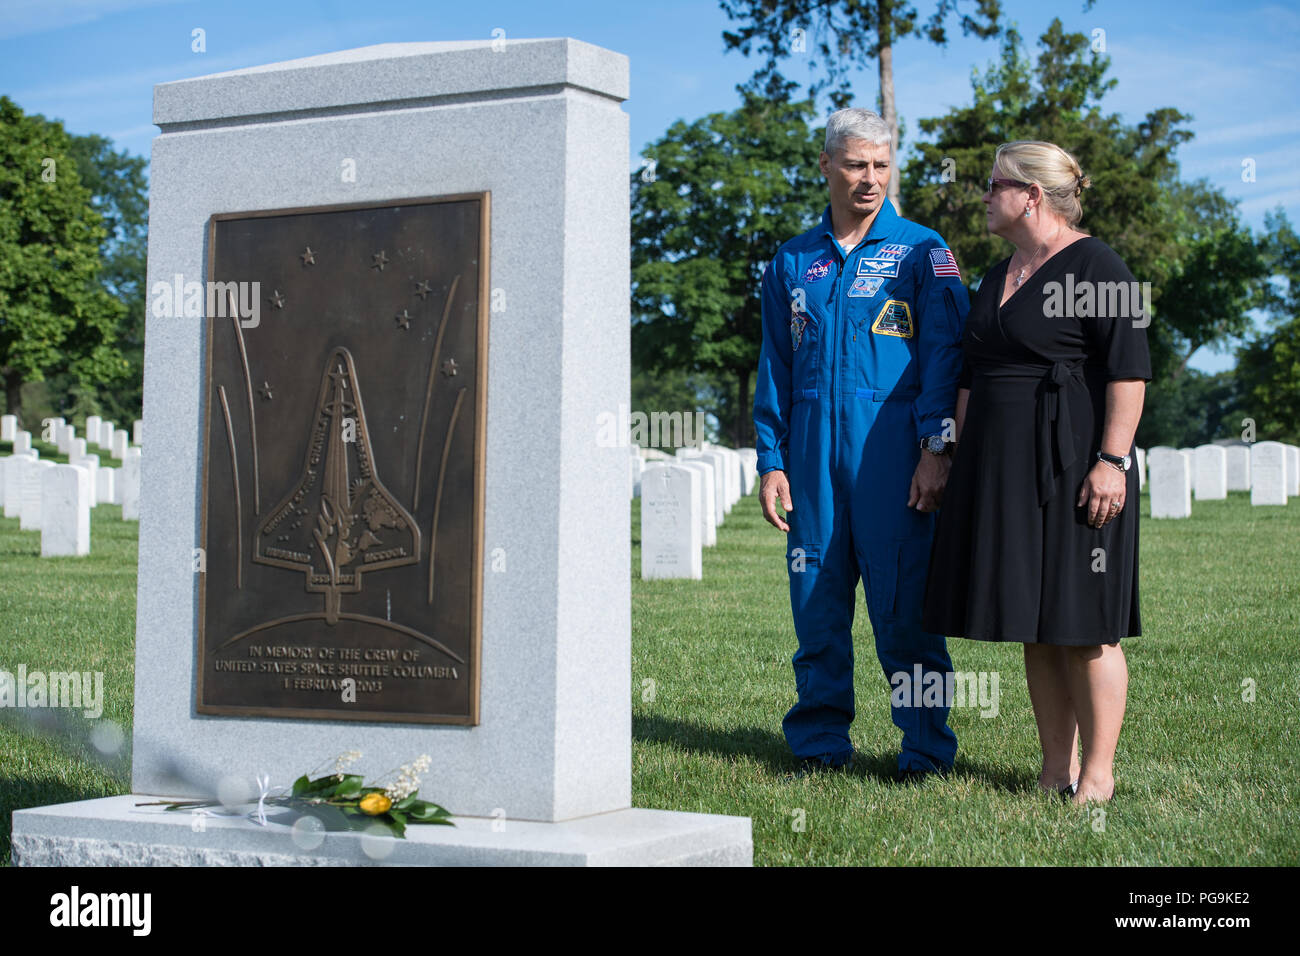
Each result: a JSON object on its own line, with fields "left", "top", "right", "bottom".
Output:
{"left": 754, "top": 108, "right": 969, "bottom": 780}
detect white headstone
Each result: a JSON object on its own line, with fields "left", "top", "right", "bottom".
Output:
{"left": 12, "top": 430, "right": 31, "bottom": 455}
{"left": 1250, "top": 441, "right": 1287, "bottom": 506}
{"left": 70, "top": 437, "right": 87, "bottom": 461}
{"left": 41, "top": 464, "right": 91, "bottom": 556}
{"left": 85, "top": 415, "right": 102, "bottom": 447}
{"left": 718, "top": 446, "right": 742, "bottom": 507}
{"left": 640, "top": 464, "right": 702, "bottom": 580}
{"left": 107, "top": 466, "right": 122, "bottom": 505}
{"left": 74, "top": 453, "right": 101, "bottom": 506}
{"left": 629, "top": 449, "right": 644, "bottom": 499}
{"left": 99, "top": 420, "right": 115, "bottom": 449}
{"left": 1225, "top": 445, "right": 1250, "bottom": 492}
{"left": 674, "top": 459, "right": 717, "bottom": 546}
{"left": 1193, "top": 445, "right": 1227, "bottom": 500}
{"left": 20, "top": 460, "right": 56, "bottom": 530}
{"left": 111, "top": 428, "right": 129, "bottom": 462}
{"left": 121, "top": 447, "right": 142, "bottom": 520}
{"left": 736, "top": 448, "right": 758, "bottom": 496}
{"left": 56, "top": 423, "right": 75, "bottom": 455}
{"left": 1148, "top": 448, "right": 1192, "bottom": 518}
{"left": 0, "top": 415, "right": 15, "bottom": 441}
{"left": 688, "top": 449, "right": 726, "bottom": 524}
{"left": 95, "top": 465, "right": 115, "bottom": 508}
{"left": 133, "top": 419, "right": 143, "bottom": 446}
{"left": 694, "top": 449, "right": 731, "bottom": 518}
{"left": 4, "top": 454, "right": 35, "bottom": 518}
{"left": 1286, "top": 445, "right": 1300, "bottom": 497}
{"left": 640, "top": 447, "right": 671, "bottom": 462}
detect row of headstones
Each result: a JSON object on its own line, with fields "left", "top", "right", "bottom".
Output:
{"left": 1, "top": 414, "right": 142, "bottom": 459}
{"left": 0, "top": 415, "right": 143, "bottom": 556}
{"left": 637, "top": 445, "right": 759, "bottom": 580}
{"left": 1148, "top": 442, "right": 1299, "bottom": 518}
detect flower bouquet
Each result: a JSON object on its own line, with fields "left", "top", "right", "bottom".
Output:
{"left": 141, "top": 752, "right": 453, "bottom": 839}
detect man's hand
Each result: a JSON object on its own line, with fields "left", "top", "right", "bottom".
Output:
{"left": 760, "top": 469, "right": 793, "bottom": 532}
{"left": 908, "top": 452, "right": 951, "bottom": 512}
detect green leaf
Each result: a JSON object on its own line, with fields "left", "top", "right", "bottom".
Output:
{"left": 332, "top": 776, "right": 366, "bottom": 799}
{"left": 291, "top": 774, "right": 311, "bottom": 798}
{"left": 407, "top": 801, "right": 453, "bottom": 822}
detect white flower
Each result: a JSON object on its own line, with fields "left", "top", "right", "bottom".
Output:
{"left": 383, "top": 754, "right": 433, "bottom": 800}
{"left": 332, "top": 749, "right": 363, "bottom": 780}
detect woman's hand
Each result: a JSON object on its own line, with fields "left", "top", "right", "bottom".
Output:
{"left": 1078, "top": 459, "right": 1127, "bottom": 528}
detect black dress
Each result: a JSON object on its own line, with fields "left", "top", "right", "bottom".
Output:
{"left": 922, "top": 237, "right": 1151, "bottom": 645}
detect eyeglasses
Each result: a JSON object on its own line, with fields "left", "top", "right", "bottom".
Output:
{"left": 987, "top": 177, "right": 1030, "bottom": 193}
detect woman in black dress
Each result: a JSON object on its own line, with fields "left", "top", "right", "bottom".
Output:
{"left": 922, "top": 141, "right": 1150, "bottom": 805}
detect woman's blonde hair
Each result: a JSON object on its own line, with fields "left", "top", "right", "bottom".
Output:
{"left": 994, "top": 141, "right": 1092, "bottom": 226}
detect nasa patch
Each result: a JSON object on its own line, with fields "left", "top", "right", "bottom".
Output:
{"left": 803, "top": 258, "right": 833, "bottom": 283}
{"left": 857, "top": 257, "right": 900, "bottom": 279}
{"left": 848, "top": 276, "right": 886, "bottom": 298}
{"left": 790, "top": 309, "right": 807, "bottom": 351}
{"left": 871, "top": 299, "right": 914, "bottom": 338}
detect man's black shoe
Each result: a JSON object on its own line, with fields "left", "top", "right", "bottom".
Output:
{"left": 892, "top": 765, "right": 951, "bottom": 785}
{"left": 785, "top": 753, "right": 855, "bottom": 780}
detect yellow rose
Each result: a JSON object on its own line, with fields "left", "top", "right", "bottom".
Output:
{"left": 359, "top": 793, "right": 392, "bottom": 815}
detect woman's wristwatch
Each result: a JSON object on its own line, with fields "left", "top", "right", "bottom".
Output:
{"left": 1096, "top": 451, "right": 1131, "bottom": 472}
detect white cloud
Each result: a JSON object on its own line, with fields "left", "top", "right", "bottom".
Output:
{"left": 0, "top": 0, "right": 194, "bottom": 41}
{"left": 1189, "top": 114, "right": 1300, "bottom": 149}
{"left": 1237, "top": 187, "right": 1300, "bottom": 219}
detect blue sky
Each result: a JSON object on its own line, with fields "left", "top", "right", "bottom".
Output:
{"left": 2, "top": 0, "right": 1297, "bottom": 373}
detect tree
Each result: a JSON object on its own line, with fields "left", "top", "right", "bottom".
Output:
{"left": 720, "top": 0, "right": 1002, "bottom": 210}
{"left": 53, "top": 132, "right": 149, "bottom": 425}
{"left": 900, "top": 20, "right": 1265, "bottom": 384}
{"left": 1229, "top": 210, "right": 1300, "bottom": 444}
{"left": 1135, "top": 370, "right": 1237, "bottom": 448}
{"left": 0, "top": 96, "right": 126, "bottom": 427}
{"left": 632, "top": 93, "right": 826, "bottom": 447}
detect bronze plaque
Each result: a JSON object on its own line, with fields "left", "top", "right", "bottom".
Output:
{"left": 196, "top": 195, "right": 488, "bottom": 724}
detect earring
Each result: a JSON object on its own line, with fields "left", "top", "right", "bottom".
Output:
{"left": 1024, "top": 207, "right": 1032, "bottom": 217}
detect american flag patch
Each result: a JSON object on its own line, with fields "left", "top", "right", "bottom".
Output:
{"left": 930, "top": 247, "right": 961, "bottom": 278}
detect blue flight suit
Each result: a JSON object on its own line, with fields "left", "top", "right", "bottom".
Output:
{"left": 753, "top": 201, "right": 969, "bottom": 771}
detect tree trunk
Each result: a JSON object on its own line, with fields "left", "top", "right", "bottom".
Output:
{"left": 3, "top": 370, "right": 22, "bottom": 429}
{"left": 1171, "top": 343, "right": 1201, "bottom": 381}
{"left": 878, "top": 2, "right": 900, "bottom": 213}
{"left": 735, "top": 368, "right": 751, "bottom": 447}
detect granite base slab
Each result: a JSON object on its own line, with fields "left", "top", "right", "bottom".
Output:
{"left": 12, "top": 796, "right": 751, "bottom": 867}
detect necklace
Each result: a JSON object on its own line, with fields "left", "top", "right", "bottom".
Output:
{"left": 1012, "top": 242, "right": 1046, "bottom": 288}
{"left": 1012, "top": 226, "right": 1071, "bottom": 288}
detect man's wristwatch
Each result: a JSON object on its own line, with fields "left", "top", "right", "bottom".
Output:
{"left": 1096, "top": 451, "right": 1131, "bottom": 472}
{"left": 920, "top": 435, "right": 952, "bottom": 456}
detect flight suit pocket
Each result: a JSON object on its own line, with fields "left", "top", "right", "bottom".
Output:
{"left": 790, "top": 307, "right": 820, "bottom": 391}
{"left": 886, "top": 537, "right": 936, "bottom": 625}
{"left": 862, "top": 540, "right": 905, "bottom": 623}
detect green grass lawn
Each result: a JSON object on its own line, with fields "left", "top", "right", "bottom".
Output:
{"left": 2, "top": 483, "right": 1297, "bottom": 865}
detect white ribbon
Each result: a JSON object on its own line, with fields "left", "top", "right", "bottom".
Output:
{"left": 253, "top": 773, "right": 273, "bottom": 827}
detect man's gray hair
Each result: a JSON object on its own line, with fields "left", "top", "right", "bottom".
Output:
{"left": 823, "top": 108, "right": 891, "bottom": 156}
